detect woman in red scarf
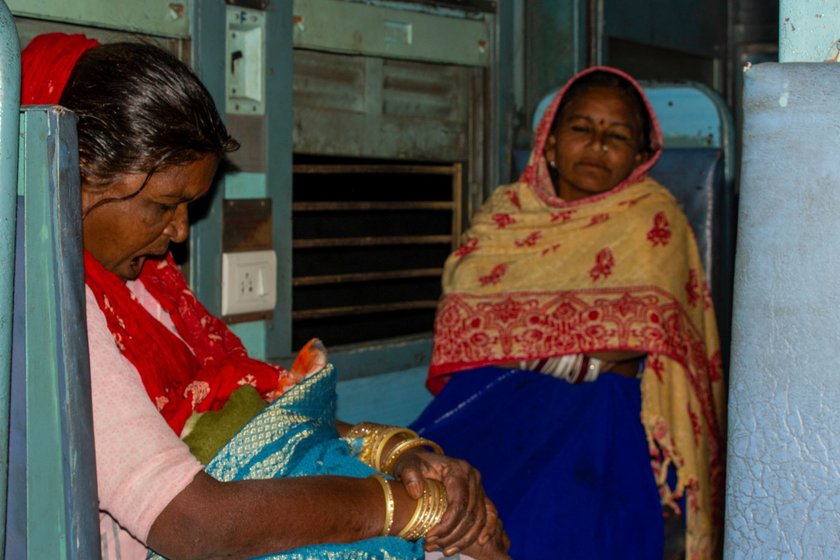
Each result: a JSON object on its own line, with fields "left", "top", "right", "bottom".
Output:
{"left": 22, "top": 33, "right": 508, "bottom": 560}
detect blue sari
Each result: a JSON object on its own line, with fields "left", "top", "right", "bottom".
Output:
{"left": 149, "top": 364, "right": 424, "bottom": 560}
{"left": 411, "top": 367, "right": 664, "bottom": 560}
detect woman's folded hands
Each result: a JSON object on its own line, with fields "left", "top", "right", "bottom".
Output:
{"left": 393, "top": 449, "right": 511, "bottom": 559}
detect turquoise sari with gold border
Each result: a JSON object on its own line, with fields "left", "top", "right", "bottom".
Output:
{"left": 148, "top": 364, "right": 424, "bottom": 560}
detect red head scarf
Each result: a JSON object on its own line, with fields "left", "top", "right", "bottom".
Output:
{"left": 21, "top": 32, "right": 100, "bottom": 105}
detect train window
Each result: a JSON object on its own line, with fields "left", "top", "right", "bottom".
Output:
{"left": 291, "top": 157, "right": 462, "bottom": 349}
{"left": 290, "top": 47, "right": 484, "bottom": 354}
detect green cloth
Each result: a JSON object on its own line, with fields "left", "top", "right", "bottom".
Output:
{"left": 182, "top": 384, "right": 267, "bottom": 464}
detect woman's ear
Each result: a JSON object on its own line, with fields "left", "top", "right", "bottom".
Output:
{"left": 634, "top": 149, "right": 650, "bottom": 165}
{"left": 544, "top": 133, "right": 557, "bottom": 166}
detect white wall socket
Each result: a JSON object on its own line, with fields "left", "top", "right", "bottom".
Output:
{"left": 221, "top": 250, "right": 277, "bottom": 316}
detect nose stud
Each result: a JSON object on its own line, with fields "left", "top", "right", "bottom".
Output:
{"left": 601, "top": 144, "right": 608, "bottom": 153}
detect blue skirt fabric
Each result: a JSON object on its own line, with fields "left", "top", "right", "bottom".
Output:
{"left": 411, "top": 367, "right": 663, "bottom": 560}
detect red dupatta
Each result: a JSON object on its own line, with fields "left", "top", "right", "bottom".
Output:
{"left": 84, "top": 252, "right": 299, "bottom": 435}
{"left": 22, "top": 32, "right": 301, "bottom": 435}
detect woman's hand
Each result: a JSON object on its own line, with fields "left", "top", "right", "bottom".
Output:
{"left": 392, "top": 449, "right": 492, "bottom": 556}
{"left": 460, "top": 500, "right": 511, "bottom": 560}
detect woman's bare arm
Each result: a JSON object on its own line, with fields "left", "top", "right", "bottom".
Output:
{"left": 148, "top": 472, "right": 414, "bottom": 560}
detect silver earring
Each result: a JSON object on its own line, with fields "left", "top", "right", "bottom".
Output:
{"left": 548, "top": 159, "right": 557, "bottom": 168}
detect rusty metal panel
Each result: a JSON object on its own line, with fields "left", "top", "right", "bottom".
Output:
{"left": 293, "top": 49, "right": 478, "bottom": 162}
{"left": 226, "top": 114, "right": 266, "bottom": 172}
{"left": 382, "top": 59, "right": 468, "bottom": 122}
{"left": 14, "top": 17, "right": 186, "bottom": 60}
{"left": 222, "top": 198, "right": 272, "bottom": 252}
{"left": 9, "top": 0, "right": 189, "bottom": 38}
{"left": 292, "top": 0, "right": 490, "bottom": 67}
{"left": 293, "top": 49, "right": 369, "bottom": 114}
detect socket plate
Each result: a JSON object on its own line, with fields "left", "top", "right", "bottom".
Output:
{"left": 221, "top": 250, "right": 277, "bottom": 316}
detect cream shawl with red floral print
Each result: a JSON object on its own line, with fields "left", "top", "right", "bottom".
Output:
{"left": 428, "top": 66, "right": 725, "bottom": 559}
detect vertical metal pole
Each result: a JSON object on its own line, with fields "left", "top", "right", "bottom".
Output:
{"left": 0, "top": 0, "right": 20, "bottom": 553}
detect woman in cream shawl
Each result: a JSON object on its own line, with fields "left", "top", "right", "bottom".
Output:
{"left": 414, "top": 67, "right": 725, "bottom": 559}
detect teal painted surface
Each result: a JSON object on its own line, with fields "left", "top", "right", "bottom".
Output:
{"left": 605, "top": 0, "right": 724, "bottom": 58}
{"left": 19, "top": 107, "right": 99, "bottom": 559}
{"left": 230, "top": 320, "right": 267, "bottom": 360}
{"left": 264, "top": 0, "right": 294, "bottom": 360}
{"left": 22, "top": 109, "right": 66, "bottom": 559}
{"left": 190, "top": 1, "right": 226, "bottom": 317}
{"left": 225, "top": 171, "right": 267, "bottom": 199}
{"left": 0, "top": 1, "right": 19, "bottom": 551}
{"left": 726, "top": 62, "right": 840, "bottom": 559}
{"left": 329, "top": 336, "right": 432, "bottom": 382}
{"left": 222, "top": 171, "right": 271, "bottom": 355}
{"left": 8, "top": 0, "right": 190, "bottom": 38}
{"left": 523, "top": 0, "right": 585, "bottom": 130}
{"left": 336, "top": 366, "right": 433, "bottom": 426}
{"left": 779, "top": 0, "right": 840, "bottom": 62}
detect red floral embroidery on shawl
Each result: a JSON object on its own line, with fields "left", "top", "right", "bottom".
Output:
{"left": 708, "top": 350, "right": 723, "bottom": 382}
{"left": 541, "top": 243, "right": 562, "bottom": 256}
{"left": 479, "top": 264, "right": 508, "bottom": 286}
{"left": 589, "top": 248, "right": 614, "bottom": 281}
{"left": 515, "top": 231, "right": 542, "bottom": 248}
{"left": 492, "top": 213, "right": 516, "bottom": 229}
{"left": 647, "top": 211, "right": 671, "bottom": 246}
{"left": 688, "top": 404, "right": 702, "bottom": 447}
{"left": 648, "top": 354, "right": 665, "bottom": 383}
{"left": 551, "top": 210, "right": 575, "bottom": 223}
{"left": 506, "top": 190, "right": 522, "bottom": 209}
{"left": 685, "top": 269, "right": 700, "bottom": 307}
{"left": 586, "top": 213, "right": 610, "bottom": 227}
{"left": 455, "top": 237, "right": 479, "bottom": 258}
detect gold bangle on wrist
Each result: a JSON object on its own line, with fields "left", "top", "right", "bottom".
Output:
{"left": 343, "top": 423, "right": 416, "bottom": 469}
{"left": 371, "top": 427, "right": 417, "bottom": 471}
{"left": 381, "top": 437, "right": 444, "bottom": 476}
{"left": 369, "top": 473, "right": 395, "bottom": 537}
{"left": 397, "top": 478, "right": 448, "bottom": 541}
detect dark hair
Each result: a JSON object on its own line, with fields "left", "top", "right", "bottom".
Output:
{"left": 60, "top": 42, "right": 238, "bottom": 195}
{"left": 553, "top": 70, "right": 653, "bottom": 155}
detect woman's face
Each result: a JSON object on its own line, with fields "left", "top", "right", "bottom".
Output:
{"left": 544, "top": 86, "right": 646, "bottom": 202}
{"left": 82, "top": 154, "right": 219, "bottom": 281}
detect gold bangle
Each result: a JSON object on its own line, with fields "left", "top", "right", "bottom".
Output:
{"left": 342, "top": 423, "right": 416, "bottom": 469}
{"left": 397, "top": 479, "right": 448, "bottom": 541}
{"left": 371, "top": 427, "right": 417, "bottom": 471}
{"left": 369, "top": 473, "right": 395, "bottom": 537}
{"left": 381, "top": 437, "right": 444, "bottom": 476}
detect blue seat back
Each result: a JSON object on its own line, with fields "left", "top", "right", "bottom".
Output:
{"left": 4, "top": 105, "right": 100, "bottom": 558}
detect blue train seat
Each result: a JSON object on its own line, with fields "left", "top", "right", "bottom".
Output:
{"left": 4, "top": 105, "right": 100, "bottom": 558}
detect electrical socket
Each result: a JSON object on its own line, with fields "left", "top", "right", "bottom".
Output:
{"left": 221, "top": 250, "right": 277, "bottom": 316}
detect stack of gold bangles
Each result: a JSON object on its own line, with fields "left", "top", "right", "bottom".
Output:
{"left": 346, "top": 422, "right": 447, "bottom": 540}
{"left": 397, "top": 478, "right": 448, "bottom": 540}
{"left": 343, "top": 422, "right": 443, "bottom": 476}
